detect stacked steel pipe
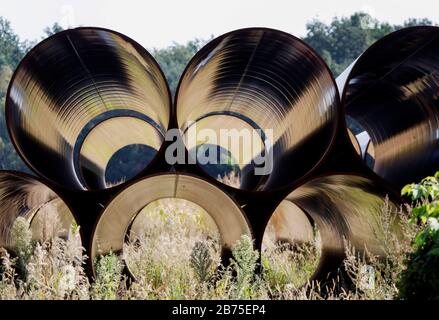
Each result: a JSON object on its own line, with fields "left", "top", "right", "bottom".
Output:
{"left": 1, "top": 26, "right": 438, "bottom": 281}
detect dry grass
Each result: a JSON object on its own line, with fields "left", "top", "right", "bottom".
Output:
{"left": 0, "top": 213, "right": 89, "bottom": 300}
{"left": 0, "top": 198, "right": 418, "bottom": 300}
{"left": 122, "top": 198, "right": 221, "bottom": 299}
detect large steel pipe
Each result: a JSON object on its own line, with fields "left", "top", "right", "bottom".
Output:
{"left": 6, "top": 27, "right": 171, "bottom": 190}
{"left": 0, "top": 171, "right": 79, "bottom": 250}
{"left": 91, "top": 173, "right": 251, "bottom": 275}
{"left": 265, "top": 174, "right": 402, "bottom": 280}
{"left": 175, "top": 28, "right": 339, "bottom": 191}
{"left": 338, "top": 26, "right": 439, "bottom": 187}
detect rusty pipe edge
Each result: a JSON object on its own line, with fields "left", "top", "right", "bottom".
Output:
{"left": 338, "top": 26, "right": 439, "bottom": 188}
{"left": 90, "top": 173, "right": 252, "bottom": 277}
{"left": 0, "top": 170, "right": 80, "bottom": 251}
{"left": 6, "top": 27, "right": 172, "bottom": 191}
{"left": 175, "top": 28, "right": 340, "bottom": 192}
{"left": 264, "top": 173, "right": 404, "bottom": 282}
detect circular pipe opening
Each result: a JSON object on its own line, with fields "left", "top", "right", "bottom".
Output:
{"left": 6, "top": 27, "right": 171, "bottom": 190}
{"left": 124, "top": 198, "right": 221, "bottom": 281}
{"left": 0, "top": 171, "right": 79, "bottom": 250}
{"left": 340, "top": 26, "right": 439, "bottom": 187}
{"left": 91, "top": 173, "right": 251, "bottom": 276}
{"left": 262, "top": 201, "right": 321, "bottom": 289}
{"left": 175, "top": 28, "right": 339, "bottom": 191}
{"left": 265, "top": 174, "right": 402, "bottom": 282}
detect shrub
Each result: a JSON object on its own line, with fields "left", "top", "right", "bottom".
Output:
{"left": 399, "top": 171, "right": 439, "bottom": 300}
{"left": 228, "top": 235, "right": 265, "bottom": 299}
{"left": 231, "top": 235, "right": 259, "bottom": 284}
{"left": 0, "top": 196, "right": 425, "bottom": 300}
{"left": 91, "top": 253, "right": 123, "bottom": 300}
{"left": 10, "top": 217, "right": 34, "bottom": 279}
{"left": 190, "top": 241, "right": 213, "bottom": 283}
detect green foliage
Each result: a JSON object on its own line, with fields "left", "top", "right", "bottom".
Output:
{"left": 152, "top": 39, "right": 208, "bottom": 96}
{"left": 0, "top": 18, "right": 31, "bottom": 172}
{"left": 43, "top": 23, "right": 64, "bottom": 38}
{"left": 190, "top": 241, "right": 213, "bottom": 283}
{"left": 229, "top": 234, "right": 262, "bottom": 299}
{"left": 303, "top": 12, "right": 434, "bottom": 76}
{"left": 398, "top": 237, "right": 439, "bottom": 300}
{"left": 402, "top": 171, "right": 439, "bottom": 202}
{"left": 0, "top": 17, "right": 25, "bottom": 69}
{"left": 91, "top": 253, "right": 123, "bottom": 300}
{"left": 262, "top": 242, "right": 320, "bottom": 291}
{"left": 2, "top": 220, "right": 89, "bottom": 299}
{"left": 231, "top": 235, "right": 259, "bottom": 283}
{"left": 10, "top": 217, "right": 34, "bottom": 279}
{"left": 0, "top": 13, "right": 435, "bottom": 175}
{"left": 0, "top": 199, "right": 420, "bottom": 300}
{"left": 399, "top": 172, "right": 439, "bottom": 300}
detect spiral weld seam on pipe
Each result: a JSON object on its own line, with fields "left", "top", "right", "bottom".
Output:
{"left": 90, "top": 173, "right": 252, "bottom": 277}
{"left": 338, "top": 26, "right": 439, "bottom": 189}
{"left": 174, "top": 28, "right": 340, "bottom": 192}
{"left": 2, "top": 26, "right": 437, "bottom": 283}
{"left": 5, "top": 27, "right": 172, "bottom": 191}
{"left": 262, "top": 173, "right": 403, "bottom": 282}
{"left": 0, "top": 170, "right": 80, "bottom": 250}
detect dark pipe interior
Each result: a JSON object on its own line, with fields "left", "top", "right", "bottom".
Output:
{"left": 263, "top": 201, "right": 315, "bottom": 246}
{"left": 91, "top": 173, "right": 251, "bottom": 275}
{"left": 339, "top": 27, "right": 439, "bottom": 187}
{"left": 267, "top": 174, "right": 402, "bottom": 280}
{"left": 6, "top": 27, "right": 171, "bottom": 190}
{"left": 0, "top": 171, "right": 78, "bottom": 250}
{"left": 176, "top": 28, "right": 339, "bottom": 191}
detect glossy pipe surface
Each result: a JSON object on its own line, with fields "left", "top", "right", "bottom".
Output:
{"left": 0, "top": 171, "right": 78, "bottom": 250}
{"left": 176, "top": 28, "right": 339, "bottom": 191}
{"left": 267, "top": 174, "right": 402, "bottom": 279}
{"left": 1, "top": 26, "right": 416, "bottom": 284}
{"left": 339, "top": 26, "right": 439, "bottom": 187}
{"left": 91, "top": 173, "right": 251, "bottom": 276}
{"left": 6, "top": 27, "right": 171, "bottom": 190}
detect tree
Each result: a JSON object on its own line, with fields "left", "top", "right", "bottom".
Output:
{"left": 0, "top": 13, "right": 436, "bottom": 173}
{"left": 399, "top": 172, "right": 439, "bottom": 300}
{"left": 399, "top": 17, "right": 434, "bottom": 28}
{"left": 0, "top": 18, "right": 29, "bottom": 172}
{"left": 152, "top": 38, "right": 209, "bottom": 96}
{"left": 43, "top": 22, "right": 64, "bottom": 38}
{"left": 0, "top": 17, "right": 25, "bottom": 69}
{"left": 0, "top": 66, "right": 29, "bottom": 171}
{"left": 303, "top": 12, "right": 434, "bottom": 76}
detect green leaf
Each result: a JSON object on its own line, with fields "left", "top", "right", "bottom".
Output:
{"left": 401, "top": 184, "right": 413, "bottom": 196}
{"left": 414, "top": 231, "right": 429, "bottom": 248}
{"left": 427, "top": 247, "right": 439, "bottom": 257}
{"left": 412, "top": 188, "right": 419, "bottom": 200}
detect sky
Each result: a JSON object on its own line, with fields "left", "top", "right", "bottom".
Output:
{"left": 1, "top": 0, "right": 439, "bottom": 49}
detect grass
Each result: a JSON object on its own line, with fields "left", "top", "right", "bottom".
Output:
{"left": 0, "top": 197, "right": 418, "bottom": 300}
